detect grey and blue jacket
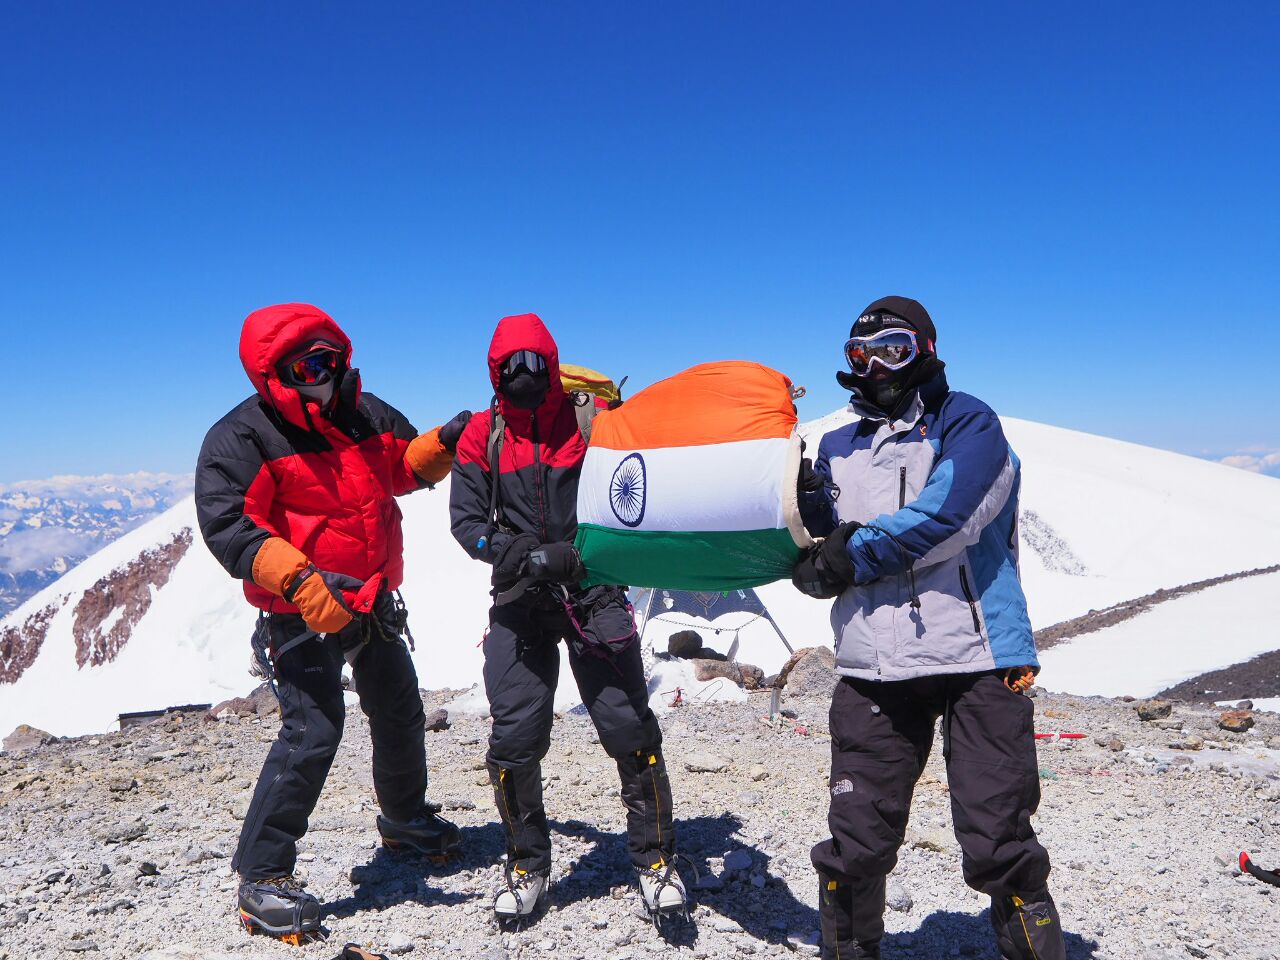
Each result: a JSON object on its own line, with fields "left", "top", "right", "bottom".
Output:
{"left": 800, "top": 373, "right": 1037, "bottom": 681}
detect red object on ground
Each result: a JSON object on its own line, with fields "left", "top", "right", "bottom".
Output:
{"left": 1034, "top": 732, "right": 1087, "bottom": 740}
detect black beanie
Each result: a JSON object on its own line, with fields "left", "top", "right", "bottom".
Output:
{"left": 852, "top": 296, "right": 937, "bottom": 348}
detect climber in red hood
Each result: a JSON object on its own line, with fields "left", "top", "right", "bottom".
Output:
{"left": 195, "top": 302, "right": 472, "bottom": 942}
{"left": 449, "top": 312, "right": 687, "bottom": 923}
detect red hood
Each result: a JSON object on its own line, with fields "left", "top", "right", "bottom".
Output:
{"left": 238, "top": 303, "right": 355, "bottom": 431}
{"left": 488, "top": 313, "right": 566, "bottom": 423}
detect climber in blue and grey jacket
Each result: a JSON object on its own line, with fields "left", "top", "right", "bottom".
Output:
{"left": 793, "top": 296, "right": 1066, "bottom": 960}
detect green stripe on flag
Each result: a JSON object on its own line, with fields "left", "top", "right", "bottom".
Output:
{"left": 575, "top": 524, "right": 801, "bottom": 591}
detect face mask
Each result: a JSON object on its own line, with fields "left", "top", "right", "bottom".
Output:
{"left": 501, "top": 369, "right": 551, "bottom": 410}
{"left": 296, "top": 381, "right": 336, "bottom": 409}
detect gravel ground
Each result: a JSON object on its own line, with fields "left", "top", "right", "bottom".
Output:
{"left": 3, "top": 687, "right": 1280, "bottom": 960}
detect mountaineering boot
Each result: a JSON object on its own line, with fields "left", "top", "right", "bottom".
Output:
{"left": 990, "top": 891, "right": 1066, "bottom": 960}
{"left": 238, "top": 876, "right": 322, "bottom": 944}
{"left": 377, "top": 803, "right": 462, "bottom": 861}
{"left": 494, "top": 866, "right": 550, "bottom": 922}
{"left": 638, "top": 860, "right": 687, "bottom": 920}
{"left": 818, "top": 874, "right": 882, "bottom": 960}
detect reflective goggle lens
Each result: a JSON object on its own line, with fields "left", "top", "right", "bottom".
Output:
{"left": 286, "top": 349, "right": 340, "bottom": 385}
{"left": 844, "top": 329, "right": 918, "bottom": 375}
{"left": 502, "top": 350, "right": 547, "bottom": 376}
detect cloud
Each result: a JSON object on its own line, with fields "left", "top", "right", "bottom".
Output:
{"left": 0, "top": 526, "right": 93, "bottom": 573}
{"left": 1218, "top": 450, "right": 1280, "bottom": 477}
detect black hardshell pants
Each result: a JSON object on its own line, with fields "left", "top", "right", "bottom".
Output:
{"left": 812, "top": 672, "right": 1052, "bottom": 944}
{"left": 483, "top": 588, "right": 673, "bottom": 873}
{"left": 232, "top": 613, "right": 428, "bottom": 880}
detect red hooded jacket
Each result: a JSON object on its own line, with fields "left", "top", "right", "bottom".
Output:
{"left": 449, "top": 313, "right": 600, "bottom": 576}
{"left": 196, "top": 303, "right": 449, "bottom": 613}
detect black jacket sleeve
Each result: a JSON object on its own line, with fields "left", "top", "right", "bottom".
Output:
{"left": 194, "top": 414, "right": 275, "bottom": 580}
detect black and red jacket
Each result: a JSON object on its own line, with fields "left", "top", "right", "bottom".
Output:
{"left": 196, "top": 303, "right": 434, "bottom": 613}
{"left": 449, "top": 313, "right": 601, "bottom": 579}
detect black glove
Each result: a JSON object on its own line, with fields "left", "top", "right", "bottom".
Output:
{"left": 792, "top": 522, "right": 861, "bottom": 599}
{"left": 526, "top": 542, "right": 586, "bottom": 584}
{"left": 438, "top": 409, "right": 473, "bottom": 453}
{"left": 492, "top": 533, "right": 539, "bottom": 588}
{"left": 798, "top": 457, "right": 826, "bottom": 494}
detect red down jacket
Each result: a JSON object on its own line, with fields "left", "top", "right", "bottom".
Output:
{"left": 195, "top": 303, "right": 451, "bottom": 613}
{"left": 449, "top": 313, "right": 604, "bottom": 577}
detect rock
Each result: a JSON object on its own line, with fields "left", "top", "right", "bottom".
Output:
{"left": 1236, "top": 700, "right": 1255, "bottom": 710}
{"left": 1220, "top": 710, "right": 1255, "bottom": 733}
{"left": 692, "top": 659, "right": 743, "bottom": 685}
{"left": 207, "top": 683, "right": 278, "bottom": 720}
{"left": 723, "top": 849, "right": 754, "bottom": 873}
{"left": 749, "top": 765, "right": 769, "bottom": 782}
{"left": 3, "top": 724, "right": 56, "bottom": 752}
{"left": 1136, "top": 700, "right": 1172, "bottom": 721}
{"left": 1108, "top": 738, "right": 1125, "bottom": 752}
{"left": 108, "top": 777, "right": 138, "bottom": 793}
{"left": 886, "top": 880, "right": 913, "bottom": 912}
{"left": 1170, "top": 736, "right": 1204, "bottom": 751}
{"left": 667, "top": 631, "right": 704, "bottom": 659}
{"left": 738, "top": 663, "right": 765, "bottom": 690}
{"left": 776, "top": 646, "right": 837, "bottom": 697}
{"left": 94, "top": 818, "right": 147, "bottom": 844}
{"left": 424, "top": 708, "right": 450, "bottom": 732}
{"left": 685, "top": 753, "right": 729, "bottom": 773}
{"left": 694, "top": 872, "right": 724, "bottom": 891}
{"left": 138, "top": 861, "right": 159, "bottom": 876}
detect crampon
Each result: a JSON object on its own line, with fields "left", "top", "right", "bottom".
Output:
{"left": 638, "top": 857, "right": 692, "bottom": 929}
{"left": 238, "top": 876, "right": 325, "bottom": 945}
{"left": 377, "top": 804, "right": 462, "bottom": 864}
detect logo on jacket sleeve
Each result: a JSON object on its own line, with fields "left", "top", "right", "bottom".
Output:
{"left": 609, "top": 453, "right": 647, "bottom": 527}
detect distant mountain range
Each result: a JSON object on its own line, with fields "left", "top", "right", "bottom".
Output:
{"left": 0, "top": 473, "right": 193, "bottom": 617}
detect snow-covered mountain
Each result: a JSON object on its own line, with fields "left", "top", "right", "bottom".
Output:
{"left": 3, "top": 414, "right": 1279, "bottom": 739}
{"left": 0, "top": 472, "right": 193, "bottom": 617}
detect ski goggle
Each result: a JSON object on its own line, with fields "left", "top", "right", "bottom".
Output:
{"left": 502, "top": 350, "right": 547, "bottom": 377}
{"left": 281, "top": 347, "right": 341, "bottom": 386}
{"left": 844, "top": 328, "right": 919, "bottom": 376}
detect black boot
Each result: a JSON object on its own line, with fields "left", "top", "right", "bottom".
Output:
{"left": 990, "top": 891, "right": 1066, "bottom": 960}
{"left": 818, "top": 874, "right": 883, "bottom": 960}
{"left": 377, "top": 802, "right": 462, "bottom": 860}
{"left": 488, "top": 761, "right": 552, "bottom": 872}
{"left": 616, "top": 748, "right": 676, "bottom": 870}
{"left": 238, "top": 876, "right": 321, "bottom": 944}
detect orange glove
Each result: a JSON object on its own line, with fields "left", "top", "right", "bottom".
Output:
{"left": 405, "top": 411, "right": 472, "bottom": 485}
{"left": 252, "top": 537, "right": 360, "bottom": 634}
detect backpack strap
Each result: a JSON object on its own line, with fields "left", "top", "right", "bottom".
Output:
{"left": 486, "top": 397, "right": 505, "bottom": 534}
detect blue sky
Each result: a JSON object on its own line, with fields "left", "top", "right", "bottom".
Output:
{"left": 2, "top": 2, "right": 1277, "bottom": 481}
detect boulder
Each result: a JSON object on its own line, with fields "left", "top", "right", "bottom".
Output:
{"left": 776, "top": 646, "right": 838, "bottom": 697}
{"left": 738, "top": 663, "right": 765, "bottom": 690}
{"left": 692, "top": 659, "right": 743, "bottom": 685}
{"left": 1135, "top": 699, "right": 1172, "bottom": 721}
{"left": 1219, "top": 710, "right": 1255, "bottom": 733}
{"left": 667, "top": 631, "right": 703, "bottom": 659}
{"left": 208, "top": 684, "right": 278, "bottom": 720}
{"left": 3, "top": 724, "right": 56, "bottom": 752}
{"left": 424, "top": 708, "right": 450, "bottom": 732}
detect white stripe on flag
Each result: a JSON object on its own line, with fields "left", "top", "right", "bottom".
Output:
{"left": 577, "top": 436, "right": 789, "bottom": 533}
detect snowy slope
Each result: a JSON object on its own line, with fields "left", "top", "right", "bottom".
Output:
{"left": 1036, "top": 571, "right": 1280, "bottom": 698}
{"left": 3, "top": 410, "right": 1280, "bottom": 738}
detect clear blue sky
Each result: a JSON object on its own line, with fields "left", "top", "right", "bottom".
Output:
{"left": 2, "top": 2, "right": 1277, "bottom": 482}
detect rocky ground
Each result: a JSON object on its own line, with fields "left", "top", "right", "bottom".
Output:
{"left": 3, "top": 684, "right": 1280, "bottom": 960}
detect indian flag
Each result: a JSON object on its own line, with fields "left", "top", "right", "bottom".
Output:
{"left": 575, "top": 361, "right": 814, "bottom": 590}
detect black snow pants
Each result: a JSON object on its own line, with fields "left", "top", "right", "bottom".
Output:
{"left": 483, "top": 586, "right": 674, "bottom": 873}
{"left": 812, "top": 671, "right": 1051, "bottom": 944}
{"left": 232, "top": 612, "right": 428, "bottom": 880}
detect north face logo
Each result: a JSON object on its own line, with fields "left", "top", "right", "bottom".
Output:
{"left": 831, "top": 778, "right": 854, "bottom": 797}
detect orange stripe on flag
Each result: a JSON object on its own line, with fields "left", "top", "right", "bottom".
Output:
{"left": 589, "top": 361, "right": 797, "bottom": 450}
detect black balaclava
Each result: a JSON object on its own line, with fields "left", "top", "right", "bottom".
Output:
{"left": 837, "top": 295, "right": 944, "bottom": 418}
{"left": 500, "top": 365, "right": 551, "bottom": 410}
